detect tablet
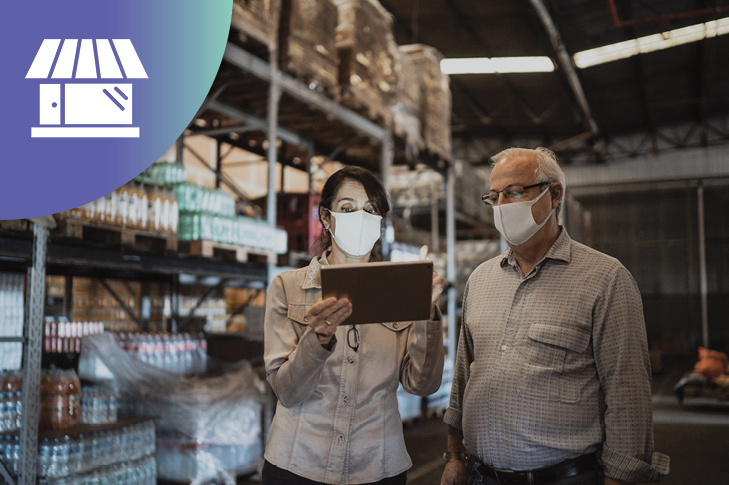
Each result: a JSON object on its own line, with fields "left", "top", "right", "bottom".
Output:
{"left": 320, "top": 261, "right": 433, "bottom": 325}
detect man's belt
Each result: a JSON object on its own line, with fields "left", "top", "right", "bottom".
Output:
{"left": 468, "top": 453, "right": 600, "bottom": 485}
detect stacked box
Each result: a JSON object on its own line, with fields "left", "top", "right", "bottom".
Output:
{"left": 279, "top": 0, "right": 339, "bottom": 99}
{"left": 400, "top": 44, "right": 452, "bottom": 160}
{"left": 231, "top": 0, "right": 281, "bottom": 48}
{"left": 393, "top": 46, "right": 424, "bottom": 155}
{"left": 333, "top": 0, "right": 398, "bottom": 124}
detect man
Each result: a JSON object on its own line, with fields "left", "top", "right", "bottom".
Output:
{"left": 441, "top": 148, "right": 669, "bottom": 485}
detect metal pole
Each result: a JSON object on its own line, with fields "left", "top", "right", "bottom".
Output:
{"left": 175, "top": 136, "right": 184, "bottom": 163}
{"left": 446, "top": 163, "right": 457, "bottom": 365}
{"left": 697, "top": 183, "right": 709, "bottom": 348}
{"left": 170, "top": 274, "right": 180, "bottom": 334}
{"left": 215, "top": 138, "right": 222, "bottom": 189}
{"left": 19, "top": 223, "right": 49, "bottom": 485}
{"left": 527, "top": 0, "right": 599, "bottom": 136}
{"left": 431, "top": 181, "right": 440, "bottom": 253}
{"left": 381, "top": 130, "right": 394, "bottom": 260}
{"left": 307, "top": 142, "right": 315, "bottom": 194}
{"left": 267, "top": 46, "right": 281, "bottom": 227}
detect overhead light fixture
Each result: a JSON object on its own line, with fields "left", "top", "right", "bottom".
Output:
{"left": 574, "top": 16, "right": 729, "bottom": 68}
{"left": 440, "top": 57, "right": 555, "bottom": 74}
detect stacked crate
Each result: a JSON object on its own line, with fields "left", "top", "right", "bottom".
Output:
{"left": 279, "top": 0, "right": 339, "bottom": 99}
{"left": 400, "top": 44, "right": 452, "bottom": 161}
{"left": 231, "top": 0, "right": 281, "bottom": 48}
{"left": 332, "top": 0, "right": 399, "bottom": 125}
{"left": 392, "top": 46, "right": 424, "bottom": 156}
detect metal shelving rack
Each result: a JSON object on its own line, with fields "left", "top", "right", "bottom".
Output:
{"left": 0, "top": 223, "right": 270, "bottom": 485}
{"left": 0, "top": 29, "right": 459, "bottom": 485}
{"left": 186, "top": 39, "right": 459, "bottom": 361}
{"left": 0, "top": 221, "right": 50, "bottom": 485}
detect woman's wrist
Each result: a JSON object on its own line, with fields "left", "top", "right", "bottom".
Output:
{"left": 316, "top": 332, "right": 334, "bottom": 348}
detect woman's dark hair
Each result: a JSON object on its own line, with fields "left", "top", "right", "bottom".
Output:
{"left": 312, "top": 166, "right": 391, "bottom": 259}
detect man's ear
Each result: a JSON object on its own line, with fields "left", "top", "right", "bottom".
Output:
{"left": 551, "top": 183, "right": 564, "bottom": 208}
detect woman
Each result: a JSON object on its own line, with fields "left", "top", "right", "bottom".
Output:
{"left": 263, "top": 166, "right": 445, "bottom": 485}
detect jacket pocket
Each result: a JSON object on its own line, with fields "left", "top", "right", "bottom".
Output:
{"left": 517, "top": 323, "right": 590, "bottom": 403}
{"left": 287, "top": 303, "right": 313, "bottom": 326}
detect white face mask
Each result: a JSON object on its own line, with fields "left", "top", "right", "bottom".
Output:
{"left": 493, "top": 186, "right": 554, "bottom": 246}
{"left": 328, "top": 209, "right": 383, "bottom": 256}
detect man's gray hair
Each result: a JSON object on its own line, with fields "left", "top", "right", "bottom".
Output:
{"left": 490, "top": 147, "right": 566, "bottom": 215}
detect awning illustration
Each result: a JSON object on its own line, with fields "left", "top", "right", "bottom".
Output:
{"left": 26, "top": 39, "right": 148, "bottom": 79}
{"left": 26, "top": 39, "right": 147, "bottom": 138}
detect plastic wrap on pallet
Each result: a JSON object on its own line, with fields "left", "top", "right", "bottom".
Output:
{"left": 231, "top": 0, "right": 281, "bottom": 48}
{"left": 279, "top": 0, "right": 339, "bottom": 99}
{"left": 400, "top": 44, "right": 452, "bottom": 160}
{"left": 333, "top": 0, "right": 398, "bottom": 124}
{"left": 78, "top": 334, "right": 266, "bottom": 482}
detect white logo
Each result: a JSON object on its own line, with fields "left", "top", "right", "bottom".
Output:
{"left": 26, "top": 39, "right": 148, "bottom": 138}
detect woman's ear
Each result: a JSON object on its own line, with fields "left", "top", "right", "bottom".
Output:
{"left": 320, "top": 207, "right": 330, "bottom": 231}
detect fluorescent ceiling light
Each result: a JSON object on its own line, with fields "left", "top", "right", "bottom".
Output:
{"left": 574, "top": 16, "right": 729, "bottom": 68}
{"left": 440, "top": 57, "right": 555, "bottom": 74}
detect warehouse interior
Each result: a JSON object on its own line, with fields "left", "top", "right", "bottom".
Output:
{"left": 2, "top": 1, "right": 729, "bottom": 484}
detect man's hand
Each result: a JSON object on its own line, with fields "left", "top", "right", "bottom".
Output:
{"left": 605, "top": 477, "right": 632, "bottom": 485}
{"left": 440, "top": 460, "right": 466, "bottom": 485}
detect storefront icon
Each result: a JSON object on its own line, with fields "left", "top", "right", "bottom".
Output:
{"left": 26, "top": 39, "right": 147, "bottom": 138}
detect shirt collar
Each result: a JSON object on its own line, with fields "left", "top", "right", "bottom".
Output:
{"left": 302, "top": 251, "right": 330, "bottom": 289}
{"left": 500, "top": 227, "right": 572, "bottom": 268}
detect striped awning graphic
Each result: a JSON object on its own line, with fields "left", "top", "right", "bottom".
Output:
{"left": 26, "top": 39, "right": 148, "bottom": 79}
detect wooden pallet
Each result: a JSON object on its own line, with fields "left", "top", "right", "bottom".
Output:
{"left": 178, "top": 239, "right": 277, "bottom": 264}
{"left": 55, "top": 218, "right": 178, "bottom": 252}
{"left": 0, "top": 219, "right": 29, "bottom": 231}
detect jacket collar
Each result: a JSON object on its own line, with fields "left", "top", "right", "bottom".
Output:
{"left": 302, "top": 251, "right": 330, "bottom": 290}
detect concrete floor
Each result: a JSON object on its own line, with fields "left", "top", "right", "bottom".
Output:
{"left": 239, "top": 395, "right": 729, "bottom": 484}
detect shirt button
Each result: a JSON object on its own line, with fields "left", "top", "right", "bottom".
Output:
{"left": 347, "top": 357, "right": 355, "bottom": 364}
{"left": 500, "top": 345, "right": 507, "bottom": 351}
{"left": 338, "top": 436, "right": 344, "bottom": 443}
{"left": 393, "top": 323, "right": 398, "bottom": 329}
{"left": 343, "top": 396, "right": 350, "bottom": 403}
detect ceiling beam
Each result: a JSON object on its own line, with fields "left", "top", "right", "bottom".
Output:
{"left": 526, "top": 0, "right": 600, "bottom": 136}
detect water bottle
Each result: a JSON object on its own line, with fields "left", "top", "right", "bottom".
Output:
{"left": 14, "top": 390, "right": 22, "bottom": 430}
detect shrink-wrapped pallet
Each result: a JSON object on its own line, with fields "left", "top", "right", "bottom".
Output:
{"left": 279, "top": 0, "right": 339, "bottom": 99}
{"left": 232, "top": 0, "right": 281, "bottom": 48}
{"left": 79, "top": 334, "right": 266, "bottom": 483}
{"left": 400, "top": 44, "right": 452, "bottom": 160}
{"left": 393, "top": 45, "right": 424, "bottom": 156}
{"left": 333, "top": 0, "right": 398, "bottom": 125}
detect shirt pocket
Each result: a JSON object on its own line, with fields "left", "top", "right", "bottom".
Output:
{"left": 516, "top": 323, "right": 590, "bottom": 403}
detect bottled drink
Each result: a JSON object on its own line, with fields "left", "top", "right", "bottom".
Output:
{"left": 41, "top": 370, "right": 69, "bottom": 430}
{"left": 65, "top": 370, "right": 81, "bottom": 427}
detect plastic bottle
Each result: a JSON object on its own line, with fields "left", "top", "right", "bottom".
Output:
{"left": 65, "top": 370, "right": 80, "bottom": 427}
{"left": 139, "top": 183, "right": 149, "bottom": 230}
{"left": 117, "top": 184, "right": 130, "bottom": 226}
{"left": 160, "top": 189, "right": 171, "bottom": 234}
{"left": 169, "top": 188, "right": 179, "bottom": 235}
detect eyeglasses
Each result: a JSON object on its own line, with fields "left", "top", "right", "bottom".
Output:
{"left": 347, "top": 326, "right": 360, "bottom": 353}
{"left": 482, "top": 182, "right": 551, "bottom": 206}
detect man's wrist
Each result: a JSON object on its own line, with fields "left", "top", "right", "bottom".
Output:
{"left": 443, "top": 452, "right": 468, "bottom": 463}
